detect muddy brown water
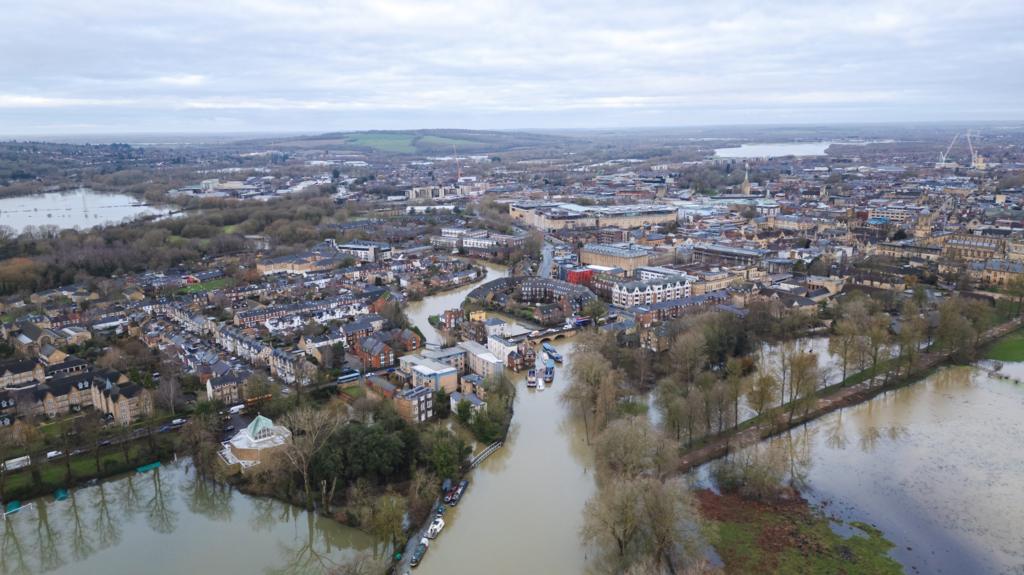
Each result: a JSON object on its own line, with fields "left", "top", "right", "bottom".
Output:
{"left": 695, "top": 365, "right": 1024, "bottom": 574}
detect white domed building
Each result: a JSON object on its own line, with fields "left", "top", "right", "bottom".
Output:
{"left": 220, "top": 414, "right": 291, "bottom": 470}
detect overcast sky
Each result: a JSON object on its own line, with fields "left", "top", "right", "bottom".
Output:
{"left": 1, "top": 0, "right": 1022, "bottom": 135}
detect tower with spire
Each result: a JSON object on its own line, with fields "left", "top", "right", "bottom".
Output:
{"left": 741, "top": 163, "right": 752, "bottom": 195}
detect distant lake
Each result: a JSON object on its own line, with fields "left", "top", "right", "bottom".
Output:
{"left": 0, "top": 188, "right": 174, "bottom": 234}
{"left": 714, "top": 141, "right": 832, "bottom": 158}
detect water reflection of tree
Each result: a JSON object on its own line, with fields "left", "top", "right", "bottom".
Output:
{"left": 825, "top": 408, "right": 849, "bottom": 450}
{"left": 145, "top": 469, "right": 179, "bottom": 534}
{"left": 185, "top": 472, "right": 234, "bottom": 522}
{"left": 268, "top": 510, "right": 340, "bottom": 575}
{"left": 120, "top": 475, "right": 143, "bottom": 518}
{"left": 66, "top": 490, "right": 95, "bottom": 561}
{"left": 93, "top": 483, "right": 123, "bottom": 550}
{"left": 34, "top": 500, "right": 65, "bottom": 572}
{"left": 252, "top": 496, "right": 291, "bottom": 533}
{"left": 1, "top": 515, "right": 31, "bottom": 575}
{"left": 779, "top": 427, "right": 814, "bottom": 491}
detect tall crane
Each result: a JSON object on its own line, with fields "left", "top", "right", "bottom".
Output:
{"left": 966, "top": 131, "right": 987, "bottom": 170}
{"left": 936, "top": 133, "right": 960, "bottom": 167}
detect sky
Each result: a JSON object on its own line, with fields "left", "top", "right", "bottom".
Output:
{"left": 1, "top": 0, "right": 1022, "bottom": 136}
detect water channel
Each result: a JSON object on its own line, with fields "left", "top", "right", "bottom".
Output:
{"left": 0, "top": 188, "right": 173, "bottom": 234}
{"left": 415, "top": 338, "right": 596, "bottom": 575}
{"left": 403, "top": 262, "right": 510, "bottom": 346}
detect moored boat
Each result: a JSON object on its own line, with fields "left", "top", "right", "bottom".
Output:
{"left": 410, "top": 537, "right": 429, "bottom": 567}
{"left": 541, "top": 342, "right": 562, "bottom": 362}
{"left": 527, "top": 369, "right": 537, "bottom": 387}
{"left": 426, "top": 516, "right": 445, "bottom": 539}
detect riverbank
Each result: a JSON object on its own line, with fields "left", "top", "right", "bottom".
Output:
{"left": 680, "top": 318, "right": 1023, "bottom": 473}
{"left": 697, "top": 489, "right": 902, "bottom": 574}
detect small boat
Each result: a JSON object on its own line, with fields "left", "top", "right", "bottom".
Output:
{"left": 541, "top": 342, "right": 563, "bottom": 363}
{"left": 53, "top": 488, "right": 69, "bottom": 501}
{"left": 4, "top": 500, "right": 21, "bottom": 515}
{"left": 526, "top": 369, "right": 537, "bottom": 388}
{"left": 136, "top": 462, "right": 161, "bottom": 473}
{"left": 537, "top": 380, "right": 545, "bottom": 391}
{"left": 426, "top": 516, "right": 445, "bottom": 539}
{"left": 543, "top": 358, "right": 554, "bottom": 383}
{"left": 450, "top": 479, "right": 469, "bottom": 506}
{"left": 410, "top": 537, "right": 429, "bottom": 567}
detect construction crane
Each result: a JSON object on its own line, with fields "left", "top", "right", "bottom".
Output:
{"left": 966, "top": 131, "right": 987, "bottom": 170}
{"left": 936, "top": 133, "right": 961, "bottom": 168}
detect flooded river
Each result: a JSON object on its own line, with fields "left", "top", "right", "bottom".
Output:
{"left": 1, "top": 462, "right": 374, "bottom": 575}
{"left": 697, "top": 365, "right": 1024, "bottom": 574}
{"left": 416, "top": 338, "right": 597, "bottom": 575}
{"left": 404, "top": 262, "right": 509, "bottom": 346}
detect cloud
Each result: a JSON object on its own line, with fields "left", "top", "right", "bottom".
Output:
{"left": 0, "top": 0, "right": 1021, "bottom": 134}
{"left": 155, "top": 74, "right": 206, "bottom": 87}
{"left": 0, "top": 94, "right": 136, "bottom": 108}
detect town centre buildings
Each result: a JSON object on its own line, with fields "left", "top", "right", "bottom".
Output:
{"left": 509, "top": 202, "right": 677, "bottom": 231}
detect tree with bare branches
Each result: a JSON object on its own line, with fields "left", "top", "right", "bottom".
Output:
{"left": 280, "top": 405, "right": 344, "bottom": 509}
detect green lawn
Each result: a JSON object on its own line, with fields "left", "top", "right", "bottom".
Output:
{"left": 3, "top": 441, "right": 170, "bottom": 500}
{"left": 340, "top": 386, "right": 366, "bottom": 400}
{"left": 180, "top": 277, "right": 235, "bottom": 294}
{"left": 985, "top": 329, "right": 1024, "bottom": 361}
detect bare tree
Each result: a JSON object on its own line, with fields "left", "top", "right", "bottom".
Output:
{"left": 581, "top": 477, "right": 647, "bottom": 562}
{"left": 280, "top": 405, "right": 343, "bottom": 509}
{"left": 595, "top": 416, "right": 678, "bottom": 479}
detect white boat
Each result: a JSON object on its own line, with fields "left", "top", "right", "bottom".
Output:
{"left": 426, "top": 516, "right": 445, "bottom": 539}
{"left": 537, "top": 380, "right": 546, "bottom": 391}
{"left": 527, "top": 369, "right": 537, "bottom": 388}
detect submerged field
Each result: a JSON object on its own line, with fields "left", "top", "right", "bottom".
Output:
{"left": 698, "top": 490, "right": 902, "bottom": 575}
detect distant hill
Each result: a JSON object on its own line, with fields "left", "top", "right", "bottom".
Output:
{"left": 249, "top": 129, "right": 572, "bottom": 154}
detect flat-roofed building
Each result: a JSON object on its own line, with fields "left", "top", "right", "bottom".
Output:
{"left": 458, "top": 340, "right": 505, "bottom": 379}
{"left": 581, "top": 244, "right": 651, "bottom": 275}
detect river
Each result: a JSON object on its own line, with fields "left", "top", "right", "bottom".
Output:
{"left": 695, "top": 364, "right": 1024, "bottom": 574}
{"left": 404, "top": 262, "right": 597, "bottom": 573}
{"left": 0, "top": 188, "right": 174, "bottom": 234}
{"left": 404, "top": 262, "right": 510, "bottom": 346}
{"left": 0, "top": 462, "right": 374, "bottom": 575}
{"left": 415, "top": 338, "right": 596, "bottom": 575}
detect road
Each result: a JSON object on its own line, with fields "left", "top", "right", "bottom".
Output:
{"left": 538, "top": 241, "right": 554, "bottom": 278}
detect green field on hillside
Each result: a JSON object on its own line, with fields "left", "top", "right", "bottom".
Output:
{"left": 344, "top": 133, "right": 419, "bottom": 153}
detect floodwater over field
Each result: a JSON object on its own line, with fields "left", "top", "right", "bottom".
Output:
{"left": 0, "top": 188, "right": 173, "bottom": 234}
{"left": 697, "top": 365, "right": 1024, "bottom": 574}
{"left": 404, "top": 262, "right": 509, "bottom": 346}
{"left": 415, "top": 338, "right": 598, "bottom": 575}
{"left": 1, "top": 462, "right": 374, "bottom": 575}
{"left": 714, "top": 141, "right": 832, "bottom": 158}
